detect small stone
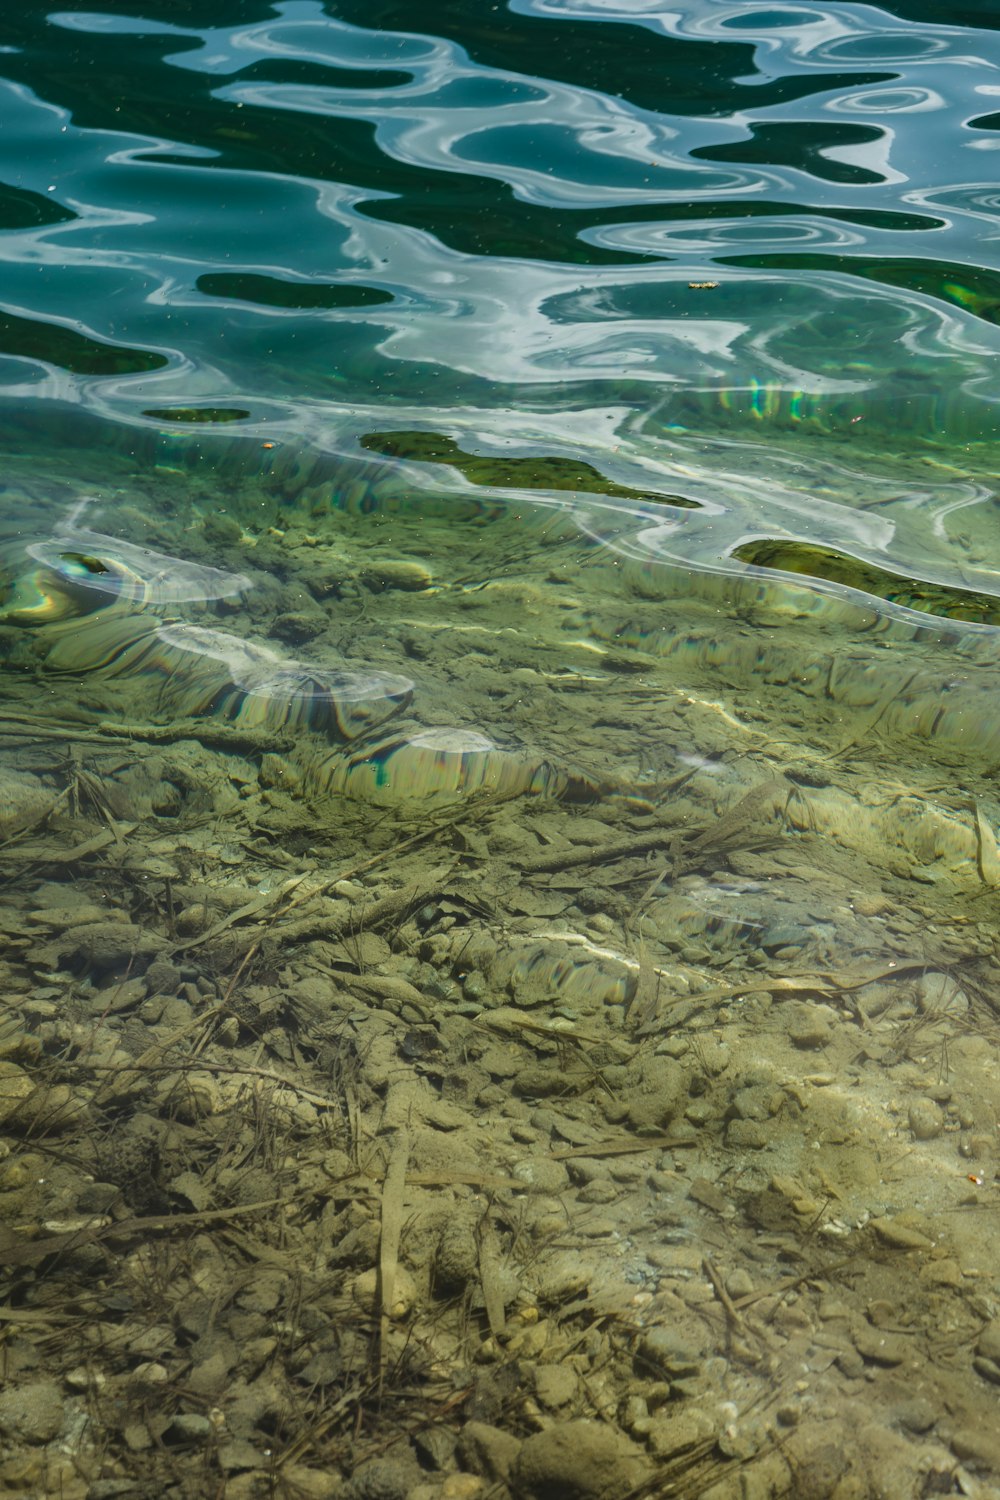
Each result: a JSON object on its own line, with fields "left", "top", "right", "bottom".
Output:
{"left": 457, "top": 1420, "right": 522, "bottom": 1483}
{"left": 168, "top": 1413, "right": 213, "bottom": 1442}
{"left": 921, "top": 1257, "right": 961, "bottom": 1288}
{"left": 892, "top": 1398, "right": 936, "bottom": 1434}
{"left": 621, "top": 1396, "right": 649, "bottom": 1432}
{"left": 511, "top": 1419, "right": 651, "bottom": 1499}
{"left": 14, "top": 1082, "right": 87, "bottom": 1133}
{"left": 624, "top": 1056, "right": 686, "bottom": 1133}
{"left": 271, "top": 610, "right": 326, "bottom": 643}
{"left": 269, "top": 1466, "right": 341, "bottom": 1500}
{"left": 871, "top": 1218, "right": 934, "bottom": 1252}
{"left": 687, "top": 1177, "right": 733, "bottom": 1215}
{"left": 973, "top": 1356, "right": 1000, "bottom": 1385}
{"left": 441, "top": 1478, "right": 485, "bottom": 1500}
{"left": 534, "top": 1364, "right": 578, "bottom": 1409}
{"left": 536, "top": 1259, "right": 590, "bottom": 1305}
{"left": 511, "top": 1157, "right": 570, "bottom": 1193}
{"left": 639, "top": 1328, "right": 702, "bottom": 1376}
{"left": 975, "top": 1320, "right": 1000, "bottom": 1362}
{"left": 725, "top": 1268, "right": 754, "bottom": 1299}
{"left": 851, "top": 1324, "right": 911, "bottom": 1366}
{"left": 350, "top": 1266, "right": 418, "bottom": 1320}
{"left": 89, "top": 977, "right": 146, "bottom": 1015}
{"left": 175, "top": 904, "right": 211, "bottom": 936}
{"left": 836, "top": 1348, "right": 865, "bottom": 1380}
{"left": 907, "top": 1099, "right": 944, "bottom": 1141}
{"left": 786, "top": 1004, "right": 832, "bottom": 1049}
{"left": 434, "top": 1220, "right": 479, "bottom": 1291}
{"left": 644, "top": 1409, "right": 715, "bottom": 1460}
{"left": 0, "top": 1061, "right": 35, "bottom": 1124}
{"left": 725, "top": 1119, "right": 769, "bottom": 1150}
{"left": 218, "top": 1440, "right": 266, "bottom": 1473}
{"left": 159, "top": 1071, "right": 221, "bottom": 1122}
{"left": 144, "top": 957, "right": 182, "bottom": 994}
{"left": 64, "top": 1365, "right": 107, "bottom": 1393}
{"left": 0, "top": 1379, "right": 65, "bottom": 1443}
{"left": 76, "top": 1181, "right": 120, "bottom": 1213}
{"left": 359, "top": 559, "right": 433, "bottom": 592}
{"left": 347, "top": 1453, "right": 423, "bottom": 1498}
{"left": 951, "top": 1427, "right": 1000, "bottom": 1471}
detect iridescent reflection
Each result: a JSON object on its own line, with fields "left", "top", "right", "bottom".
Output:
{"left": 305, "top": 725, "right": 579, "bottom": 802}
{"left": 152, "top": 623, "right": 414, "bottom": 739}
{"left": 1, "top": 500, "right": 249, "bottom": 626}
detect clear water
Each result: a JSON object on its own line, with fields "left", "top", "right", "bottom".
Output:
{"left": 3, "top": 0, "right": 1000, "bottom": 1489}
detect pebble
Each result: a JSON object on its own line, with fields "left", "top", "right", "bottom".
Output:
{"left": 687, "top": 1177, "right": 733, "bottom": 1216}
{"left": 977, "top": 1319, "right": 1000, "bottom": 1362}
{"left": 907, "top": 1098, "right": 944, "bottom": 1141}
{"left": 351, "top": 1267, "right": 418, "bottom": 1320}
{"left": 639, "top": 1328, "right": 702, "bottom": 1376}
{"left": 359, "top": 558, "right": 433, "bottom": 592}
{"left": 725, "top": 1267, "right": 754, "bottom": 1298}
{"left": 434, "top": 1220, "right": 479, "bottom": 1291}
{"left": 533, "top": 1364, "right": 578, "bottom": 1409}
{"left": 511, "top": 1419, "right": 650, "bottom": 1499}
{"left": 441, "top": 1478, "right": 484, "bottom": 1500}
{"left": 725, "top": 1120, "right": 769, "bottom": 1150}
{"left": 7, "top": 1081, "right": 86, "bottom": 1133}
{"left": 644, "top": 1409, "right": 715, "bottom": 1460}
{"left": 577, "top": 1216, "right": 617, "bottom": 1238}
{"left": 892, "top": 1398, "right": 936, "bottom": 1434}
{"left": 851, "top": 1324, "right": 911, "bottom": 1366}
{"left": 218, "top": 1440, "right": 266, "bottom": 1474}
{"left": 457, "top": 1420, "right": 522, "bottom": 1482}
{"left": 0, "top": 1061, "right": 35, "bottom": 1125}
{"left": 951, "top": 1426, "right": 1000, "bottom": 1472}
{"left": 168, "top": 1413, "right": 214, "bottom": 1442}
{"left": 47, "top": 919, "right": 165, "bottom": 969}
{"left": 871, "top": 1217, "right": 934, "bottom": 1252}
{"left": 158, "top": 1071, "right": 221, "bottom": 1122}
{"left": 577, "top": 1181, "right": 618, "bottom": 1205}
{"left": 786, "top": 1004, "right": 833, "bottom": 1049}
{"left": 511, "top": 1157, "right": 570, "bottom": 1193}
{"left": 0, "top": 1379, "right": 65, "bottom": 1443}
{"left": 624, "top": 1056, "right": 686, "bottom": 1133}
{"left": 88, "top": 977, "right": 146, "bottom": 1014}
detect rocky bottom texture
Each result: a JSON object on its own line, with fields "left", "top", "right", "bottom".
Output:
{"left": 1, "top": 726, "right": 1000, "bottom": 1500}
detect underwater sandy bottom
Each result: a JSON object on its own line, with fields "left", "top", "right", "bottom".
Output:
{"left": 0, "top": 445, "right": 999, "bottom": 1499}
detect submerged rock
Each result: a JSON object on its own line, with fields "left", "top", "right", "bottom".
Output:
{"left": 511, "top": 1420, "right": 651, "bottom": 1500}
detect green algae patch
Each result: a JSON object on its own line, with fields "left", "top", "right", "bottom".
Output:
{"left": 142, "top": 407, "right": 251, "bottom": 424}
{"left": 734, "top": 537, "right": 1000, "bottom": 626}
{"left": 0, "top": 312, "right": 168, "bottom": 376}
{"left": 360, "top": 430, "right": 698, "bottom": 506}
{"left": 197, "top": 273, "right": 393, "bottom": 311}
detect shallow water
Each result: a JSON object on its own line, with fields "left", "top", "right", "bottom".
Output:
{"left": 3, "top": 1, "right": 1000, "bottom": 1495}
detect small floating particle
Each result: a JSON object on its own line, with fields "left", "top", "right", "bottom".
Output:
{"left": 688, "top": 281, "right": 719, "bottom": 290}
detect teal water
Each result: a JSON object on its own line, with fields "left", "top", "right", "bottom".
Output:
{"left": 4, "top": 1, "right": 1000, "bottom": 1492}
{"left": 4, "top": 1, "right": 1000, "bottom": 606}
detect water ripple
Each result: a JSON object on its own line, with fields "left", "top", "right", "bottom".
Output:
{"left": 2, "top": 0, "right": 1000, "bottom": 641}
